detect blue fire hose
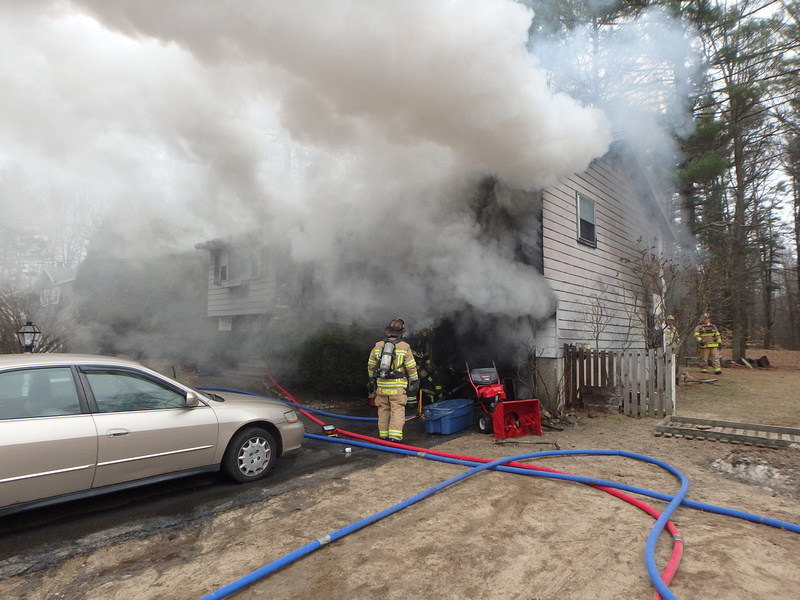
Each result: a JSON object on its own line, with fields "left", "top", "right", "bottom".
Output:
{"left": 199, "top": 436, "right": 694, "bottom": 600}
{"left": 197, "top": 390, "right": 800, "bottom": 600}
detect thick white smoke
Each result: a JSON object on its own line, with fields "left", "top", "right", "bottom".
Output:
{"left": 1, "top": 0, "right": 618, "bottom": 330}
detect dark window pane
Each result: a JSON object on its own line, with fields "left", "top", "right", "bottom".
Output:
{"left": 579, "top": 219, "right": 596, "bottom": 245}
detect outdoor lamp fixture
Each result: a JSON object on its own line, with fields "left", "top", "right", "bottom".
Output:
{"left": 16, "top": 321, "right": 41, "bottom": 353}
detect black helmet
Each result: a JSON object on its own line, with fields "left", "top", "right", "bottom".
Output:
{"left": 385, "top": 318, "right": 405, "bottom": 337}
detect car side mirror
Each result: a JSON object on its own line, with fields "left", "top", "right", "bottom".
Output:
{"left": 186, "top": 391, "right": 201, "bottom": 407}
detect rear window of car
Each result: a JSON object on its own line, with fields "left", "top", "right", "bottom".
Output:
{"left": 0, "top": 368, "right": 82, "bottom": 419}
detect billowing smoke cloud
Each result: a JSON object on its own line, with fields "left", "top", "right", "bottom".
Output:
{"left": 527, "top": 3, "right": 699, "bottom": 195}
{"left": 2, "top": 0, "right": 625, "bottom": 342}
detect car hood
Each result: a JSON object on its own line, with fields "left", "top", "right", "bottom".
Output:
{"left": 201, "top": 390, "right": 293, "bottom": 411}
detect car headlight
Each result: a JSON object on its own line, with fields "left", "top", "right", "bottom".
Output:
{"left": 283, "top": 410, "right": 299, "bottom": 423}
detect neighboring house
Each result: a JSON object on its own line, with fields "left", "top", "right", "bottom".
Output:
{"left": 33, "top": 266, "right": 77, "bottom": 318}
{"left": 194, "top": 237, "right": 314, "bottom": 333}
{"left": 30, "top": 265, "right": 78, "bottom": 352}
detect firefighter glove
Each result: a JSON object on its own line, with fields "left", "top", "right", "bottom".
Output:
{"left": 366, "top": 379, "right": 377, "bottom": 396}
{"left": 407, "top": 378, "right": 420, "bottom": 397}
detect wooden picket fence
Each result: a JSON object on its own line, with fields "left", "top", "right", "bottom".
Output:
{"left": 563, "top": 344, "right": 676, "bottom": 417}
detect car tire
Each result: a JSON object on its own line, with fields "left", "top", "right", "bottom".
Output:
{"left": 222, "top": 427, "right": 277, "bottom": 483}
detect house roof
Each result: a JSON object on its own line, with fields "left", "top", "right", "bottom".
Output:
{"left": 194, "top": 239, "right": 228, "bottom": 251}
{"left": 607, "top": 136, "right": 678, "bottom": 242}
{"left": 39, "top": 265, "right": 77, "bottom": 287}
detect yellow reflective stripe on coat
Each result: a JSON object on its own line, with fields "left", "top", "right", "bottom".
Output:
{"left": 399, "top": 348, "right": 418, "bottom": 380}
{"left": 394, "top": 348, "right": 410, "bottom": 372}
{"left": 695, "top": 325, "right": 720, "bottom": 347}
{"left": 367, "top": 346, "right": 381, "bottom": 377}
{"left": 376, "top": 384, "right": 406, "bottom": 394}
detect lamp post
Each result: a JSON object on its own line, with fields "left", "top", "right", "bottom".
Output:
{"left": 16, "top": 321, "right": 42, "bottom": 354}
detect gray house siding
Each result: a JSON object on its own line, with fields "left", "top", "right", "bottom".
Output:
{"left": 204, "top": 265, "right": 278, "bottom": 319}
{"left": 540, "top": 145, "right": 670, "bottom": 356}
{"left": 197, "top": 239, "right": 311, "bottom": 329}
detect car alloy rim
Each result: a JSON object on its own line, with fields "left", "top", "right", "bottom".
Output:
{"left": 237, "top": 435, "right": 270, "bottom": 476}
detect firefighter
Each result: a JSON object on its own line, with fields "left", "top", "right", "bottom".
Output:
{"left": 367, "top": 318, "right": 419, "bottom": 442}
{"left": 663, "top": 314, "right": 679, "bottom": 352}
{"left": 694, "top": 312, "right": 722, "bottom": 375}
{"left": 412, "top": 327, "right": 444, "bottom": 405}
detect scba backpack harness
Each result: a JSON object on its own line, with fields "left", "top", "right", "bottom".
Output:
{"left": 368, "top": 339, "right": 419, "bottom": 396}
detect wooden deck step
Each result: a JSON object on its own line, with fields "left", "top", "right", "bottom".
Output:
{"left": 655, "top": 416, "right": 800, "bottom": 449}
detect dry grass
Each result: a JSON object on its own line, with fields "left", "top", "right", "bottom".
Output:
{"left": 677, "top": 347, "right": 800, "bottom": 427}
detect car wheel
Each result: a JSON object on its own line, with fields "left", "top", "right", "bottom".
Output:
{"left": 222, "top": 427, "right": 277, "bottom": 483}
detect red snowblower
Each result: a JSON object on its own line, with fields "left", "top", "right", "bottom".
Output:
{"left": 466, "top": 361, "right": 542, "bottom": 440}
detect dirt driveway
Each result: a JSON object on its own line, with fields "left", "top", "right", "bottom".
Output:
{"left": 2, "top": 350, "right": 800, "bottom": 600}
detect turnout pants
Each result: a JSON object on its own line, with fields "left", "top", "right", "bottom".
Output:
{"left": 699, "top": 346, "right": 721, "bottom": 372}
{"left": 374, "top": 393, "right": 408, "bottom": 440}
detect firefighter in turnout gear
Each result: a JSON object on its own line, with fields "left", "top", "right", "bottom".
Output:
{"left": 412, "top": 327, "right": 444, "bottom": 405}
{"left": 694, "top": 313, "right": 722, "bottom": 375}
{"left": 663, "top": 315, "right": 679, "bottom": 352}
{"left": 367, "top": 319, "right": 419, "bottom": 442}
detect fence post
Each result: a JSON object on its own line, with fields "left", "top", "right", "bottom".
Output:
{"left": 636, "top": 351, "right": 645, "bottom": 417}
{"left": 563, "top": 344, "right": 569, "bottom": 408}
{"left": 600, "top": 350, "right": 607, "bottom": 386}
{"left": 647, "top": 348, "right": 655, "bottom": 418}
{"left": 611, "top": 351, "right": 618, "bottom": 389}
{"left": 668, "top": 348, "right": 676, "bottom": 416}
{"left": 656, "top": 348, "right": 664, "bottom": 417}
{"left": 578, "top": 346, "right": 586, "bottom": 408}
{"left": 621, "top": 351, "right": 630, "bottom": 415}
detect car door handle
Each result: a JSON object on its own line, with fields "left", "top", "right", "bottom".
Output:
{"left": 107, "top": 429, "right": 130, "bottom": 437}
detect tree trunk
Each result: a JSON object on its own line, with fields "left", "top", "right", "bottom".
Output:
{"left": 795, "top": 173, "right": 800, "bottom": 341}
{"left": 730, "top": 134, "right": 748, "bottom": 362}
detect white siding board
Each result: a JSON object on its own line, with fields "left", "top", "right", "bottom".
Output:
{"left": 544, "top": 240, "right": 639, "bottom": 286}
{"left": 588, "top": 159, "right": 625, "bottom": 188}
{"left": 206, "top": 276, "right": 277, "bottom": 318}
{"left": 544, "top": 241, "right": 640, "bottom": 277}
{"left": 540, "top": 151, "right": 665, "bottom": 354}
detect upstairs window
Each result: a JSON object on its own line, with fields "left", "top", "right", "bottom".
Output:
{"left": 214, "top": 249, "right": 230, "bottom": 284}
{"left": 577, "top": 194, "right": 597, "bottom": 248}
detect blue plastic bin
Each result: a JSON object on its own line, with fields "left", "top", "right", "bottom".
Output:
{"left": 424, "top": 399, "right": 474, "bottom": 435}
{"left": 197, "top": 363, "right": 214, "bottom": 376}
